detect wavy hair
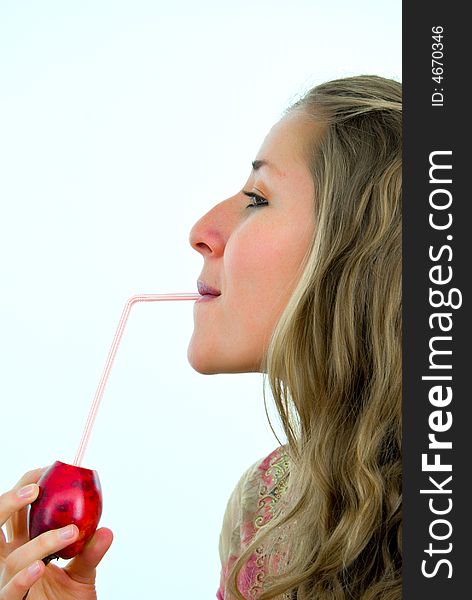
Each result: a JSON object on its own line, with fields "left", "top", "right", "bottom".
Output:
{"left": 227, "top": 75, "right": 402, "bottom": 599}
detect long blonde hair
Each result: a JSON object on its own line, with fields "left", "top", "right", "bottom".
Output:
{"left": 228, "top": 75, "right": 402, "bottom": 599}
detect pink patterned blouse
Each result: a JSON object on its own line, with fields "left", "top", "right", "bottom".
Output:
{"left": 217, "top": 446, "right": 291, "bottom": 600}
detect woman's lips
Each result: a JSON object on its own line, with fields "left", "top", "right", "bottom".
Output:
{"left": 195, "top": 294, "right": 220, "bottom": 303}
{"left": 197, "top": 279, "right": 221, "bottom": 297}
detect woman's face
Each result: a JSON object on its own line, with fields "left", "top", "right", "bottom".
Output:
{"left": 187, "top": 111, "right": 323, "bottom": 374}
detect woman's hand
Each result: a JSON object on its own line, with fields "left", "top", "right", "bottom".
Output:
{"left": 0, "top": 468, "right": 113, "bottom": 599}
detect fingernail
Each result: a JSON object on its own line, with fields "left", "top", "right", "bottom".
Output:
{"left": 17, "top": 484, "right": 37, "bottom": 499}
{"left": 59, "top": 524, "right": 77, "bottom": 540}
{"left": 28, "top": 561, "right": 41, "bottom": 576}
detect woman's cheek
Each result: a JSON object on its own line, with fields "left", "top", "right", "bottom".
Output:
{"left": 227, "top": 221, "right": 279, "bottom": 276}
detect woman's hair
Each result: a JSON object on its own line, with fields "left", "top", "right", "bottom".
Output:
{"left": 228, "top": 75, "right": 402, "bottom": 599}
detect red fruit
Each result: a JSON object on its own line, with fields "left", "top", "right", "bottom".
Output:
{"left": 28, "top": 461, "right": 102, "bottom": 560}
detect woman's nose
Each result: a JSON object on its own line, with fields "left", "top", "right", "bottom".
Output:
{"left": 188, "top": 202, "right": 228, "bottom": 258}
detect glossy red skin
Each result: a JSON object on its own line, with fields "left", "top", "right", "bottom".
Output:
{"left": 29, "top": 461, "right": 102, "bottom": 559}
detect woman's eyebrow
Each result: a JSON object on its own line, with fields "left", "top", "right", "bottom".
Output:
{"left": 252, "top": 159, "right": 277, "bottom": 172}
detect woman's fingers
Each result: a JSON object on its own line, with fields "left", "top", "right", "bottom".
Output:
{"left": 2, "top": 468, "right": 48, "bottom": 545}
{"left": 12, "top": 469, "right": 46, "bottom": 492}
{"left": 4, "top": 525, "right": 79, "bottom": 577}
{"left": 0, "top": 560, "right": 44, "bottom": 600}
{"left": 5, "top": 505, "right": 29, "bottom": 550}
{"left": 0, "top": 482, "right": 40, "bottom": 532}
{"left": 64, "top": 528, "right": 114, "bottom": 585}
{"left": 1, "top": 467, "right": 46, "bottom": 529}
{"left": 4, "top": 488, "right": 38, "bottom": 548}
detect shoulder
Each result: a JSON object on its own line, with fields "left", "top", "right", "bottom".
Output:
{"left": 217, "top": 446, "right": 291, "bottom": 599}
{"left": 218, "top": 446, "right": 291, "bottom": 563}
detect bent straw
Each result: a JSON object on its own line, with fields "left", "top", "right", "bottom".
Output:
{"left": 73, "top": 293, "right": 199, "bottom": 466}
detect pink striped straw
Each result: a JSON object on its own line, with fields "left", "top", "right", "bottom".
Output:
{"left": 73, "top": 293, "right": 200, "bottom": 466}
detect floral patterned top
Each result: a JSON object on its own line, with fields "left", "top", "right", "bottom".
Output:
{"left": 217, "top": 446, "right": 291, "bottom": 599}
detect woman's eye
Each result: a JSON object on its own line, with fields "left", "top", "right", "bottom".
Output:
{"left": 243, "top": 191, "right": 269, "bottom": 208}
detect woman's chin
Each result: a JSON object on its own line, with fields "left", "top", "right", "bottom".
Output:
{"left": 187, "top": 344, "right": 261, "bottom": 375}
{"left": 187, "top": 341, "right": 220, "bottom": 374}
{"left": 187, "top": 342, "right": 239, "bottom": 374}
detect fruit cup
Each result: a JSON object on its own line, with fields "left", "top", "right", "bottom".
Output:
{"left": 28, "top": 461, "right": 102, "bottom": 561}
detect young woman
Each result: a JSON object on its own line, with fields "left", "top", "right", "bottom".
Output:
{"left": 0, "top": 74, "right": 402, "bottom": 599}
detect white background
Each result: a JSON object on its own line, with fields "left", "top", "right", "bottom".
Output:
{"left": 0, "top": 1, "right": 401, "bottom": 597}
